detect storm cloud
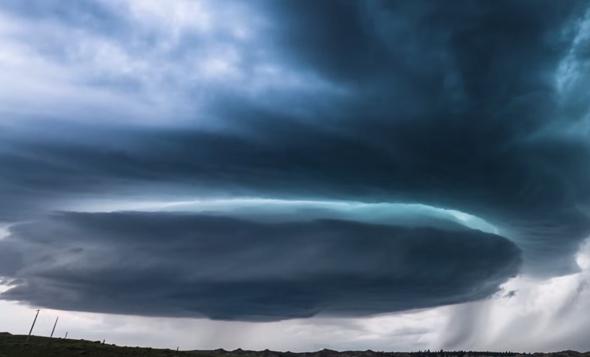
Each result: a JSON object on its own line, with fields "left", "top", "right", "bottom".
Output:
{"left": 0, "top": 0, "right": 589, "bottom": 327}
{"left": 0, "top": 211, "right": 520, "bottom": 320}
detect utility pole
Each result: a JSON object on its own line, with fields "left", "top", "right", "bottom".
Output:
{"left": 64, "top": 331, "right": 69, "bottom": 339}
{"left": 50, "top": 316, "right": 59, "bottom": 338}
{"left": 26, "top": 309, "right": 40, "bottom": 342}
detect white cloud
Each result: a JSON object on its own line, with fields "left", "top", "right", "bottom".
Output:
{"left": 0, "top": 12, "right": 170, "bottom": 123}
{"left": 0, "top": 1, "right": 345, "bottom": 126}
{"left": 0, "top": 224, "right": 9, "bottom": 241}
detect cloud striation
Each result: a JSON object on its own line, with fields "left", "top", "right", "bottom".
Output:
{"left": 0, "top": 0, "right": 589, "bottom": 323}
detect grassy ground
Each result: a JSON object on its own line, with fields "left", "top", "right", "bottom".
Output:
{"left": 0, "top": 333, "right": 183, "bottom": 357}
{"left": 1, "top": 332, "right": 588, "bottom": 357}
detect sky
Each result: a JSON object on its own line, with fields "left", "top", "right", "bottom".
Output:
{"left": 1, "top": 0, "right": 590, "bottom": 352}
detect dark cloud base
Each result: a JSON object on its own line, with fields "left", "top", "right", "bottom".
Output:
{"left": 1, "top": 0, "right": 589, "bottom": 276}
{"left": 0, "top": 212, "right": 520, "bottom": 321}
{"left": 1, "top": 117, "right": 588, "bottom": 275}
{"left": 0, "top": 0, "right": 589, "bottom": 321}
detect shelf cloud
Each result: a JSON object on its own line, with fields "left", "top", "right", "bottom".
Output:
{"left": 0, "top": 211, "right": 520, "bottom": 320}
{"left": 0, "top": 0, "right": 589, "bottom": 346}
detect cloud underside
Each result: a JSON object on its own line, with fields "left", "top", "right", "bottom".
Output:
{"left": 0, "top": 0, "right": 589, "bottom": 321}
{"left": 0, "top": 212, "right": 520, "bottom": 321}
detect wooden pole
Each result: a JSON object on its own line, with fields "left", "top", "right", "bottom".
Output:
{"left": 50, "top": 316, "right": 59, "bottom": 338}
{"left": 26, "top": 309, "right": 40, "bottom": 341}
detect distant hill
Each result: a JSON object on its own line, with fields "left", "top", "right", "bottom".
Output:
{"left": 0, "top": 333, "right": 588, "bottom": 357}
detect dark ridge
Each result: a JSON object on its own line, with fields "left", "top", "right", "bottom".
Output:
{"left": 1, "top": 333, "right": 588, "bottom": 357}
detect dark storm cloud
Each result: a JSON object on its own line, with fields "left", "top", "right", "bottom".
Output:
{"left": 0, "top": 108, "right": 588, "bottom": 274}
{"left": 0, "top": 212, "right": 520, "bottom": 320}
{"left": 0, "top": 0, "right": 589, "bottom": 320}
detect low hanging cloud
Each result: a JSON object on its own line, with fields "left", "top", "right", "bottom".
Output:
{"left": 0, "top": 0, "right": 589, "bottom": 330}
{"left": 0, "top": 211, "right": 520, "bottom": 321}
